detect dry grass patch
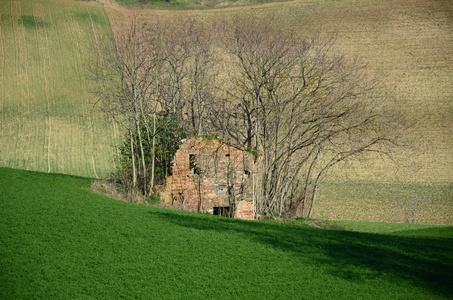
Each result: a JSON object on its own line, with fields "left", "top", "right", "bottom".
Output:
{"left": 89, "top": 179, "right": 142, "bottom": 203}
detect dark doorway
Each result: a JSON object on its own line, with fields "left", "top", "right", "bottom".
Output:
{"left": 213, "top": 206, "right": 231, "bottom": 217}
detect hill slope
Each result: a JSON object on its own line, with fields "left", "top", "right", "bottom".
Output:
{"left": 121, "top": 0, "right": 453, "bottom": 183}
{"left": 102, "top": 0, "right": 453, "bottom": 223}
{"left": 1, "top": 168, "right": 452, "bottom": 299}
{"left": 0, "top": 0, "right": 118, "bottom": 178}
{"left": 2, "top": 0, "right": 451, "bottom": 182}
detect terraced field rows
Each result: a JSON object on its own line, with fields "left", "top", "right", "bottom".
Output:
{"left": 0, "top": 0, "right": 118, "bottom": 178}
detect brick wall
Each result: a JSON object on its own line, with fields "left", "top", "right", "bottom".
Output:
{"left": 235, "top": 200, "right": 255, "bottom": 220}
{"left": 163, "top": 137, "right": 255, "bottom": 220}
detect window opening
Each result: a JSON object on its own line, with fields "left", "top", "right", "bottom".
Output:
{"left": 189, "top": 154, "right": 201, "bottom": 175}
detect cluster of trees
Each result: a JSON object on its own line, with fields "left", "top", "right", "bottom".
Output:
{"left": 88, "top": 16, "right": 214, "bottom": 196}
{"left": 88, "top": 15, "right": 404, "bottom": 218}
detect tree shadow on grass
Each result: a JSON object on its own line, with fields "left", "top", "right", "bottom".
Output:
{"left": 151, "top": 209, "right": 453, "bottom": 297}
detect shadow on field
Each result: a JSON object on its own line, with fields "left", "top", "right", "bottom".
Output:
{"left": 152, "top": 210, "right": 453, "bottom": 297}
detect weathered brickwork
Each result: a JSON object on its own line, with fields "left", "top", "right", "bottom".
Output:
{"left": 163, "top": 137, "right": 255, "bottom": 220}
{"left": 235, "top": 200, "right": 254, "bottom": 220}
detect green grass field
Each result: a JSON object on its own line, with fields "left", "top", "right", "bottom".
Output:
{"left": 0, "top": 0, "right": 119, "bottom": 178}
{"left": 1, "top": 167, "right": 452, "bottom": 299}
{"left": 331, "top": 220, "right": 453, "bottom": 237}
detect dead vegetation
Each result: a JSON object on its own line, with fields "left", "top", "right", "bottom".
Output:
{"left": 90, "top": 179, "right": 148, "bottom": 205}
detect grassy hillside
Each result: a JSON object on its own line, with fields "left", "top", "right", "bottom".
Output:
{"left": 1, "top": 167, "right": 452, "bottom": 299}
{"left": 0, "top": 0, "right": 119, "bottom": 178}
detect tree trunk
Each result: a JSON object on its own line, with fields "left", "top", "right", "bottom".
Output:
{"left": 149, "top": 111, "right": 157, "bottom": 197}
{"left": 130, "top": 130, "right": 137, "bottom": 188}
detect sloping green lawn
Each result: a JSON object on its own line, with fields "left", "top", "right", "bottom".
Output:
{"left": 331, "top": 220, "right": 453, "bottom": 237}
{"left": 1, "top": 167, "right": 452, "bottom": 299}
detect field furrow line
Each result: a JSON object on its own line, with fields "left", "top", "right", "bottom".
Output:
{"left": 87, "top": 8, "right": 99, "bottom": 44}
{"left": 0, "top": 1, "right": 11, "bottom": 168}
{"left": 68, "top": 11, "right": 90, "bottom": 108}
{"left": 1, "top": 1, "right": 14, "bottom": 168}
{"left": 32, "top": 3, "right": 46, "bottom": 104}
{"left": 87, "top": 113, "right": 98, "bottom": 178}
{"left": 15, "top": 1, "right": 30, "bottom": 114}
{"left": 9, "top": 1, "right": 24, "bottom": 168}
{"left": 0, "top": 14, "right": 5, "bottom": 125}
{"left": 45, "top": 77, "right": 51, "bottom": 173}
{"left": 10, "top": 2, "right": 26, "bottom": 112}
{"left": 47, "top": 115, "right": 52, "bottom": 173}
{"left": 63, "top": 9, "right": 88, "bottom": 176}
{"left": 86, "top": 8, "right": 112, "bottom": 178}
{"left": 36, "top": 3, "right": 53, "bottom": 173}
{"left": 66, "top": 14, "right": 84, "bottom": 176}
{"left": 43, "top": 4, "right": 53, "bottom": 101}
{"left": 91, "top": 156, "right": 98, "bottom": 179}
{"left": 69, "top": 18, "right": 84, "bottom": 84}
{"left": 38, "top": 25, "right": 51, "bottom": 173}
{"left": 92, "top": 8, "right": 120, "bottom": 172}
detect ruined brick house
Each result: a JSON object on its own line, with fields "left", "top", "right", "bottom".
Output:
{"left": 163, "top": 137, "right": 255, "bottom": 220}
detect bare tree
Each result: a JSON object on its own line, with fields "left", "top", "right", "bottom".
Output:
{"left": 148, "top": 18, "right": 217, "bottom": 136}
{"left": 87, "top": 15, "right": 162, "bottom": 196}
{"left": 87, "top": 16, "right": 217, "bottom": 198}
{"left": 88, "top": 14, "right": 405, "bottom": 216}
{"left": 216, "top": 16, "right": 405, "bottom": 218}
